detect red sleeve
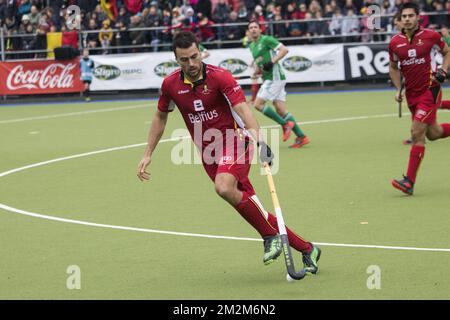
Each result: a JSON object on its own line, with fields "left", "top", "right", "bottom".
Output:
{"left": 432, "top": 30, "right": 446, "bottom": 51}
{"left": 388, "top": 39, "right": 398, "bottom": 63}
{"left": 219, "top": 70, "right": 246, "bottom": 107}
{"left": 157, "top": 78, "right": 175, "bottom": 113}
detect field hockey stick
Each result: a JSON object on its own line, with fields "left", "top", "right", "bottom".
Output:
{"left": 263, "top": 162, "right": 306, "bottom": 281}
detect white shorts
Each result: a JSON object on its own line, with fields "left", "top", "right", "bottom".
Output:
{"left": 257, "top": 80, "right": 287, "bottom": 102}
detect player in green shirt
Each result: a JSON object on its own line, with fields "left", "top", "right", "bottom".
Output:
{"left": 248, "top": 21, "right": 309, "bottom": 148}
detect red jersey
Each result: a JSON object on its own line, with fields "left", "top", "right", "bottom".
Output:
{"left": 389, "top": 27, "right": 445, "bottom": 95}
{"left": 158, "top": 64, "right": 248, "bottom": 149}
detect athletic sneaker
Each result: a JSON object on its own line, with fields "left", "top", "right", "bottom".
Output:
{"left": 403, "top": 138, "right": 413, "bottom": 145}
{"left": 391, "top": 175, "right": 414, "bottom": 195}
{"left": 282, "top": 121, "right": 295, "bottom": 142}
{"left": 263, "top": 235, "right": 282, "bottom": 265}
{"left": 85, "top": 97, "right": 91, "bottom": 102}
{"left": 302, "top": 244, "right": 321, "bottom": 274}
{"left": 289, "top": 136, "right": 310, "bottom": 148}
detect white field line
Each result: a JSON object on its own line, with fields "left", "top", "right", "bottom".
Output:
{"left": 1, "top": 111, "right": 449, "bottom": 253}
{"left": 0, "top": 202, "right": 449, "bottom": 252}
{"left": 0, "top": 103, "right": 152, "bottom": 124}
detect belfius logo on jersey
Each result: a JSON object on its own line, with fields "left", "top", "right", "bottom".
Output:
{"left": 282, "top": 56, "right": 312, "bottom": 72}
{"left": 93, "top": 65, "right": 121, "bottom": 80}
{"left": 218, "top": 59, "right": 248, "bottom": 75}
{"left": 154, "top": 61, "right": 179, "bottom": 77}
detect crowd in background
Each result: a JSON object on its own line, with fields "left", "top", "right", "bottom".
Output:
{"left": 1, "top": 0, "right": 450, "bottom": 57}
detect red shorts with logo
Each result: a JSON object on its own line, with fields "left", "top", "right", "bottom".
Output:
{"left": 406, "top": 86, "right": 442, "bottom": 125}
{"left": 201, "top": 132, "right": 256, "bottom": 196}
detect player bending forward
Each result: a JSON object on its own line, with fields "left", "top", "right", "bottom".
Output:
{"left": 389, "top": 2, "right": 450, "bottom": 195}
{"left": 137, "top": 31, "right": 321, "bottom": 273}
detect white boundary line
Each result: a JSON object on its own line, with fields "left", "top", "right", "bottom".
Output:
{"left": 0, "top": 103, "right": 152, "bottom": 124}
{"left": 1, "top": 112, "right": 450, "bottom": 253}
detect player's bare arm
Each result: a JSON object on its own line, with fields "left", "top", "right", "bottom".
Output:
{"left": 137, "top": 110, "right": 168, "bottom": 182}
{"left": 436, "top": 43, "right": 450, "bottom": 82}
{"left": 272, "top": 44, "right": 289, "bottom": 64}
{"left": 389, "top": 61, "right": 402, "bottom": 102}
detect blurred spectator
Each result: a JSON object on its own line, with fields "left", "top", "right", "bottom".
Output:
{"left": 196, "top": 0, "right": 212, "bottom": 19}
{"left": 117, "top": 6, "right": 132, "bottom": 26}
{"left": 329, "top": 7, "right": 343, "bottom": 38}
{"left": 85, "top": 18, "right": 99, "bottom": 49}
{"left": 180, "top": 0, "right": 194, "bottom": 17}
{"left": 21, "top": 23, "right": 34, "bottom": 58}
{"left": 237, "top": 1, "right": 248, "bottom": 21}
{"left": 225, "top": 10, "right": 242, "bottom": 42}
{"left": 285, "top": 2, "right": 303, "bottom": 37}
{"left": 253, "top": 5, "right": 266, "bottom": 33}
{"left": 307, "top": 10, "right": 330, "bottom": 43}
{"left": 29, "top": 5, "right": 40, "bottom": 31}
{"left": 129, "top": 14, "right": 147, "bottom": 49}
{"left": 429, "top": 1, "right": 447, "bottom": 29}
{"left": 198, "top": 15, "right": 215, "bottom": 41}
{"left": 0, "top": 0, "right": 6, "bottom": 26}
{"left": 18, "top": 14, "right": 30, "bottom": 33}
{"left": 99, "top": 19, "right": 113, "bottom": 54}
{"left": 213, "top": 0, "right": 230, "bottom": 40}
{"left": 145, "top": 5, "right": 162, "bottom": 51}
{"left": 341, "top": 8, "right": 360, "bottom": 42}
{"left": 160, "top": 7, "right": 172, "bottom": 46}
{"left": 18, "top": 0, "right": 31, "bottom": 17}
{"left": 114, "top": 19, "right": 131, "bottom": 53}
{"left": 272, "top": 5, "right": 288, "bottom": 38}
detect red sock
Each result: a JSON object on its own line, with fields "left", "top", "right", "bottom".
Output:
{"left": 251, "top": 83, "right": 258, "bottom": 102}
{"left": 267, "top": 214, "right": 313, "bottom": 254}
{"left": 440, "top": 123, "right": 450, "bottom": 138}
{"left": 234, "top": 192, "right": 278, "bottom": 237}
{"left": 440, "top": 100, "right": 450, "bottom": 110}
{"left": 406, "top": 145, "right": 425, "bottom": 183}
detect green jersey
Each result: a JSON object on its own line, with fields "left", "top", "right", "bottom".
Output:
{"left": 249, "top": 35, "right": 286, "bottom": 81}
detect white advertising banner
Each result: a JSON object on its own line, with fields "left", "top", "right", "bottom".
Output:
{"left": 90, "top": 44, "right": 345, "bottom": 91}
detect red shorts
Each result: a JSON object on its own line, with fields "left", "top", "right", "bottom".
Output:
{"left": 201, "top": 132, "right": 256, "bottom": 196}
{"left": 406, "top": 86, "right": 441, "bottom": 125}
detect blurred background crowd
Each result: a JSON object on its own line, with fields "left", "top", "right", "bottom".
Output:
{"left": 1, "top": 0, "right": 450, "bottom": 58}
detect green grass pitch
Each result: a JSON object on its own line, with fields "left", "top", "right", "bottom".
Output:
{"left": 0, "top": 89, "right": 449, "bottom": 299}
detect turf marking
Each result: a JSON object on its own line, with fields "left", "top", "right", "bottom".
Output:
{"left": 0, "top": 103, "right": 152, "bottom": 124}
{"left": 1, "top": 112, "right": 450, "bottom": 253}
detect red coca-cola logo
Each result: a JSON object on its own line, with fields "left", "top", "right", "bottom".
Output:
{"left": 6, "top": 63, "right": 76, "bottom": 90}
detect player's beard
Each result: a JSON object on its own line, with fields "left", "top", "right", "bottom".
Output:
{"left": 187, "top": 64, "right": 202, "bottom": 81}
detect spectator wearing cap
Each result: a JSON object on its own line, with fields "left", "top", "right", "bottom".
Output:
{"left": 18, "top": 14, "right": 31, "bottom": 34}
{"left": 180, "top": 0, "right": 194, "bottom": 17}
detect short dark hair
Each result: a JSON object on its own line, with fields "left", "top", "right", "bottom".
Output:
{"left": 172, "top": 31, "right": 199, "bottom": 56}
{"left": 400, "top": 2, "right": 419, "bottom": 16}
{"left": 247, "top": 20, "right": 260, "bottom": 29}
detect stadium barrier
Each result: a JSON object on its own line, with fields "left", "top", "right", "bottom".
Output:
{"left": 0, "top": 42, "right": 444, "bottom": 95}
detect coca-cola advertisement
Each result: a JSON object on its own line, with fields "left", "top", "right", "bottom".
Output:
{"left": 0, "top": 59, "right": 84, "bottom": 95}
